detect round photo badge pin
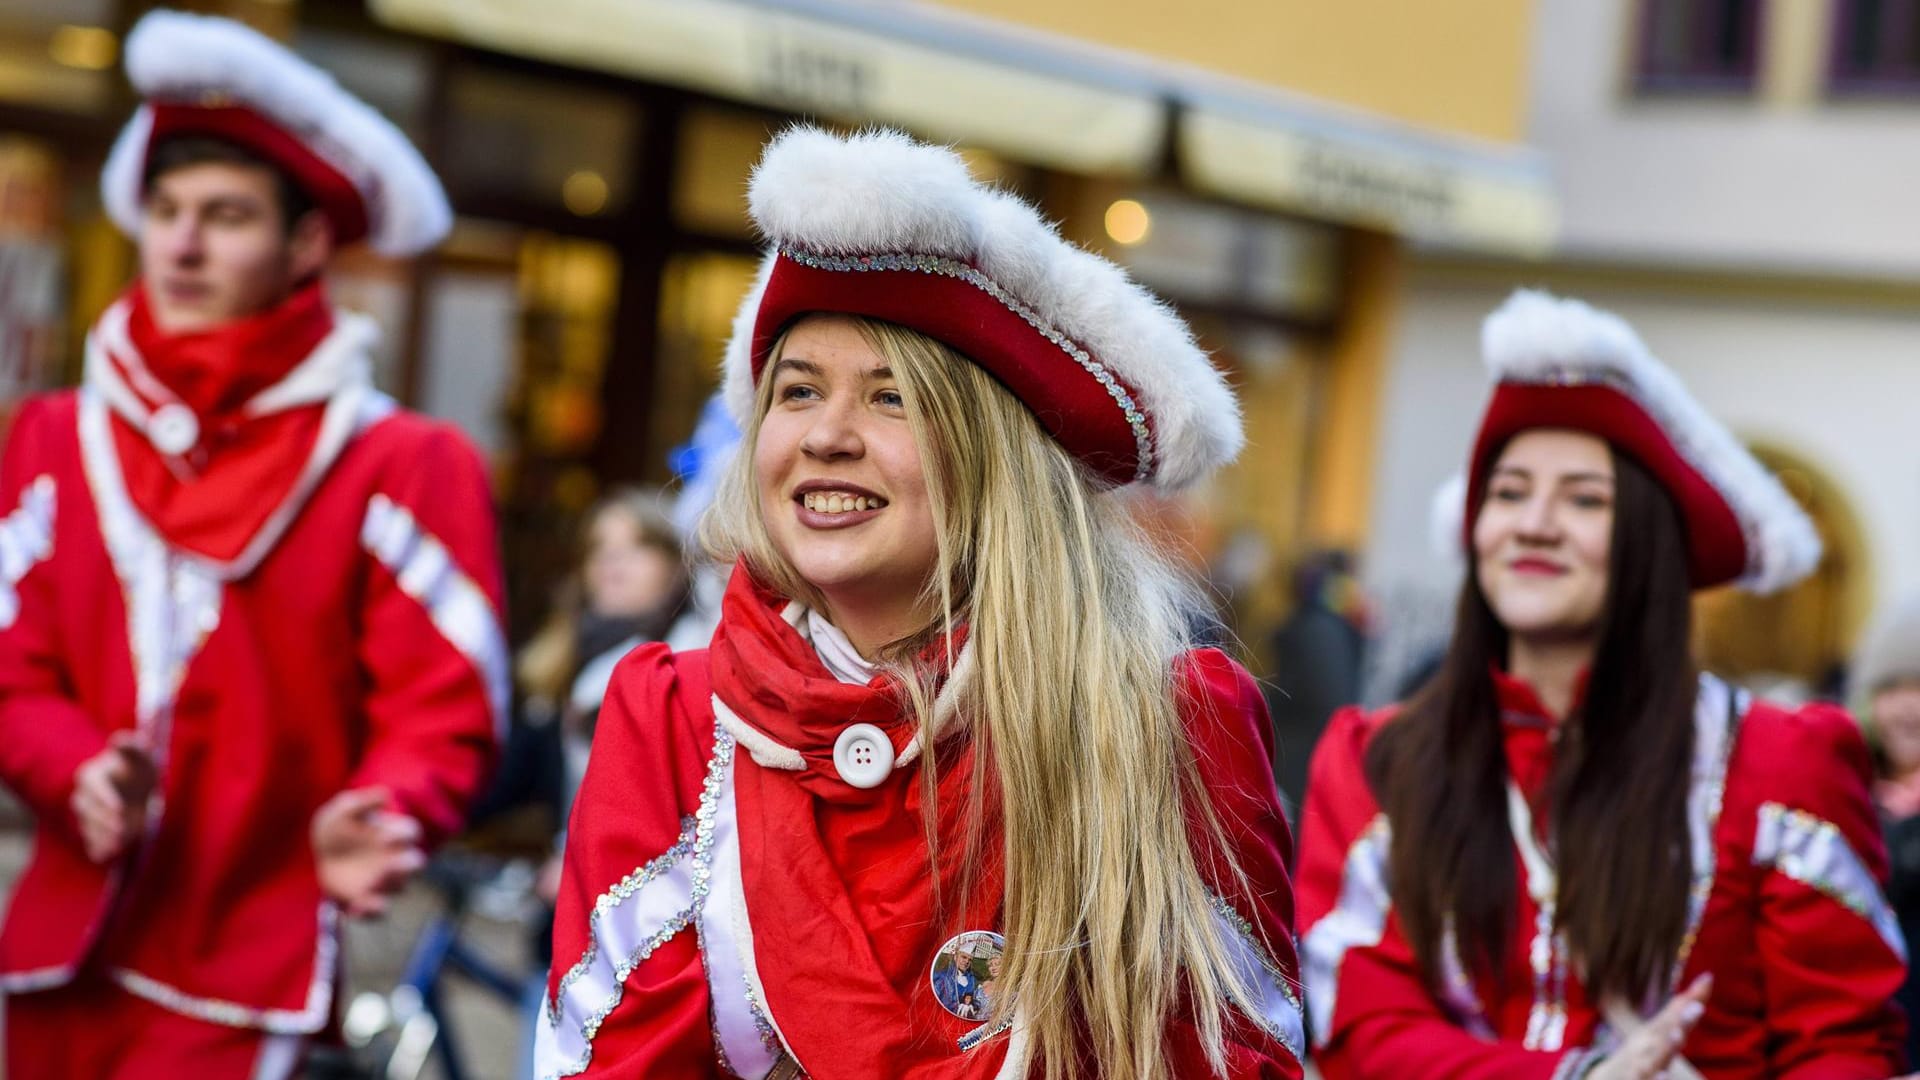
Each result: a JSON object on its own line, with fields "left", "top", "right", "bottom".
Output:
{"left": 929, "top": 930, "right": 1005, "bottom": 1021}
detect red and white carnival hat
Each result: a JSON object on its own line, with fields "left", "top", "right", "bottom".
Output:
{"left": 100, "top": 9, "right": 450, "bottom": 258}
{"left": 1443, "top": 289, "right": 1820, "bottom": 594}
{"left": 723, "top": 127, "right": 1242, "bottom": 491}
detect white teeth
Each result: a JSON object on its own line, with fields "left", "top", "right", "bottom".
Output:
{"left": 802, "top": 491, "right": 886, "bottom": 514}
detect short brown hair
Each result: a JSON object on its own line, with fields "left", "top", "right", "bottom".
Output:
{"left": 142, "top": 135, "right": 317, "bottom": 234}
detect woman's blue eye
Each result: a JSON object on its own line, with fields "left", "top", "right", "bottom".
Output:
{"left": 877, "top": 390, "right": 904, "bottom": 408}
{"left": 779, "top": 384, "right": 818, "bottom": 402}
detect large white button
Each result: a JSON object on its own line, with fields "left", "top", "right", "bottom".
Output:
{"left": 149, "top": 404, "right": 200, "bottom": 456}
{"left": 832, "top": 723, "right": 895, "bottom": 789}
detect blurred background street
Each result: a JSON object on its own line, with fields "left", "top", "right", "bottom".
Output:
{"left": 4, "top": 0, "right": 1920, "bottom": 1073}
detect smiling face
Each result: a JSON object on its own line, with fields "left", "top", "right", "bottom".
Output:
{"left": 1473, "top": 428, "right": 1616, "bottom": 643}
{"left": 752, "top": 314, "right": 939, "bottom": 640}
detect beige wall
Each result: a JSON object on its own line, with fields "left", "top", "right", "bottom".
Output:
{"left": 932, "top": 0, "right": 1538, "bottom": 143}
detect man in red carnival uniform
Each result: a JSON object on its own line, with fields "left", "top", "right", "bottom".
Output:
{"left": 0, "top": 11, "right": 506, "bottom": 1078}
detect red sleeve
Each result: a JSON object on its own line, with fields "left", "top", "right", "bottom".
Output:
{"left": 347, "top": 420, "right": 505, "bottom": 845}
{"left": 1738, "top": 702, "right": 1907, "bottom": 1079}
{"left": 538, "top": 644, "right": 719, "bottom": 1078}
{"left": 1173, "top": 648, "right": 1305, "bottom": 1079}
{"left": 0, "top": 396, "right": 105, "bottom": 843}
{"left": 1296, "top": 706, "right": 1575, "bottom": 1080}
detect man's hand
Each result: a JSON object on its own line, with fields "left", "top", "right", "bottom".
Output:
{"left": 70, "top": 731, "right": 157, "bottom": 864}
{"left": 311, "top": 787, "right": 425, "bottom": 918}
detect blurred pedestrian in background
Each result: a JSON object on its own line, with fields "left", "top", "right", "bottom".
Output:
{"left": 514, "top": 488, "right": 691, "bottom": 840}
{"left": 537, "top": 127, "right": 1303, "bottom": 1079}
{"left": 1297, "top": 291, "right": 1905, "bottom": 1078}
{"left": 483, "top": 486, "right": 690, "bottom": 1076}
{"left": 1264, "top": 547, "right": 1369, "bottom": 819}
{"left": 1856, "top": 595, "right": 1920, "bottom": 1069}
{"left": 0, "top": 11, "right": 504, "bottom": 1078}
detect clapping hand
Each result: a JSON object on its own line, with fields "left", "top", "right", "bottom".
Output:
{"left": 1588, "top": 974, "right": 1713, "bottom": 1080}
{"left": 70, "top": 731, "right": 157, "bottom": 864}
{"left": 311, "top": 787, "right": 425, "bottom": 918}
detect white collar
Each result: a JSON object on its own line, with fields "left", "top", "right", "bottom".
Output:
{"left": 797, "top": 606, "right": 879, "bottom": 686}
{"left": 84, "top": 295, "right": 380, "bottom": 457}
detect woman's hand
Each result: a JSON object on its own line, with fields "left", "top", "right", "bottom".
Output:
{"left": 1586, "top": 974, "right": 1713, "bottom": 1080}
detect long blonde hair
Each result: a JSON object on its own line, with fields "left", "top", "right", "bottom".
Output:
{"left": 702, "top": 316, "right": 1259, "bottom": 1080}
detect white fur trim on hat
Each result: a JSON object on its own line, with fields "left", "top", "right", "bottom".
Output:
{"left": 722, "top": 126, "right": 1242, "bottom": 492}
{"left": 1475, "top": 289, "right": 1821, "bottom": 594}
{"left": 102, "top": 9, "right": 450, "bottom": 258}
{"left": 1429, "top": 472, "right": 1468, "bottom": 567}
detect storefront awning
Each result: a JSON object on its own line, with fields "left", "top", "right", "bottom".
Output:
{"left": 1181, "top": 87, "right": 1556, "bottom": 256}
{"left": 371, "top": 0, "right": 1556, "bottom": 254}
{"left": 369, "top": 0, "right": 1167, "bottom": 177}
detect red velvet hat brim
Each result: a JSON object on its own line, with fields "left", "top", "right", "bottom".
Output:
{"left": 750, "top": 251, "right": 1147, "bottom": 489}
{"left": 1464, "top": 382, "right": 1749, "bottom": 587}
{"left": 147, "top": 103, "right": 369, "bottom": 247}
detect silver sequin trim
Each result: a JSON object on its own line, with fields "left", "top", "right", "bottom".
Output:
{"left": 780, "top": 247, "right": 1156, "bottom": 483}
{"left": 110, "top": 904, "right": 339, "bottom": 1033}
{"left": 1753, "top": 801, "right": 1907, "bottom": 962}
{"left": 1208, "top": 891, "right": 1305, "bottom": 1061}
{"left": 1436, "top": 919, "right": 1493, "bottom": 1037}
{"left": 1671, "top": 676, "right": 1742, "bottom": 990}
{"left": 543, "top": 724, "right": 736, "bottom": 1078}
{"left": 0, "top": 475, "right": 54, "bottom": 629}
{"left": 544, "top": 819, "right": 696, "bottom": 1032}
{"left": 743, "top": 973, "right": 783, "bottom": 1057}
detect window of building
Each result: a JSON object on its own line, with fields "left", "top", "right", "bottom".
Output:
{"left": 1831, "top": 0, "right": 1920, "bottom": 93}
{"left": 1635, "top": 0, "right": 1763, "bottom": 93}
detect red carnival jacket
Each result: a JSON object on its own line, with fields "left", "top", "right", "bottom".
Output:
{"left": 536, "top": 567, "right": 1304, "bottom": 1079}
{"left": 1297, "top": 669, "right": 1907, "bottom": 1079}
{"left": 0, "top": 328, "right": 505, "bottom": 1033}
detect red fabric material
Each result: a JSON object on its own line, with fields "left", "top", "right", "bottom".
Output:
{"left": 1464, "top": 382, "right": 1750, "bottom": 588}
{"left": 544, "top": 644, "right": 724, "bottom": 1077}
{"left": 5, "top": 967, "right": 294, "bottom": 1079}
{"left": 0, "top": 393, "right": 503, "bottom": 1027}
{"left": 547, "top": 563, "right": 1303, "bottom": 1077}
{"left": 148, "top": 103, "right": 369, "bottom": 246}
{"left": 752, "top": 253, "right": 1145, "bottom": 487}
{"left": 710, "top": 569, "right": 1010, "bottom": 1077}
{"left": 1295, "top": 689, "right": 1907, "bottom": 1080}
{"left": 125, "top": 281, "right": 333, "bottom": 419}
{"left": 110, "top": 283, "right": 334, "bottom": 563}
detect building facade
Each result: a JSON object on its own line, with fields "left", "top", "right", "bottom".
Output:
{"left": 0, "top": 0, "right": 1548, "bottom": 654}
{"left": 1371, "top": 0, "right": 1920, "bottom": 698}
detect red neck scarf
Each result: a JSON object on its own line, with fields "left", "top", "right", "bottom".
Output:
{"left": 1491, "top": 665, "right": 1593, "bottom": 809}
{"left": 707, "top": 566, "right": 1010, "bottom": 1078}
{"left": 99, "top": 281, "right": 340, "bottom": 565}
{"left": 127, "top": 280, "right": 334, "bottom": 418}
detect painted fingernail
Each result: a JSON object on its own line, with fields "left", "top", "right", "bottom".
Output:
{"left": 1681, "top": 1001, "right": 1704, "bottom": 1025}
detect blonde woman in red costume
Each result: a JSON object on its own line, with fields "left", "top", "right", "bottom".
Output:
{"left": 535, "top": 128, "right": 1305, "bottom": 1080}
{"left": 1298, "top": 291, "right": 1907, "bottom": 1079}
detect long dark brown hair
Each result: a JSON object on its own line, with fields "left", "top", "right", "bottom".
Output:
{"left": 1365, "top": 445, "right": 1698, "bottom": 1004}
